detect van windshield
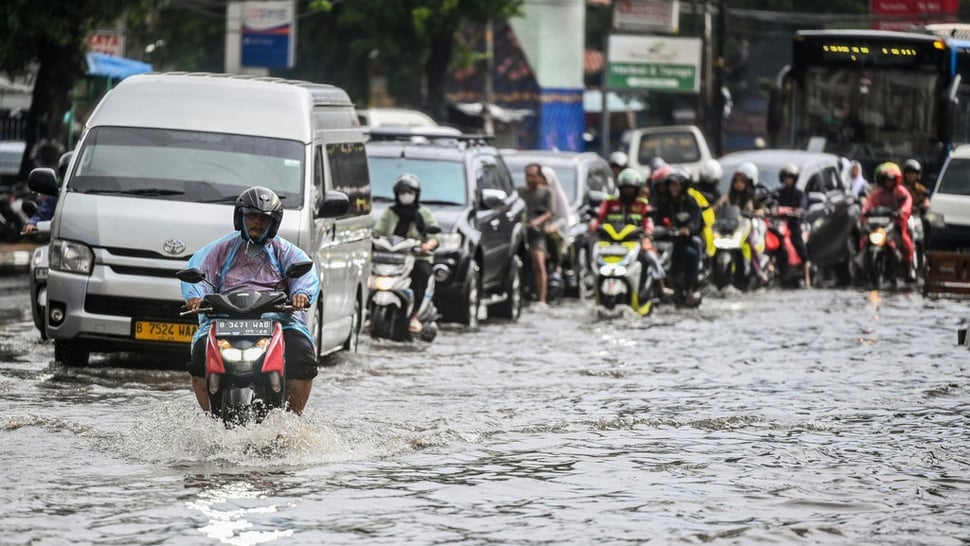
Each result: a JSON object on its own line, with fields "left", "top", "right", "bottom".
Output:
{"left": 637, "top": 131, "right": 701, "bottom": 165}
{"left": 367, "top": 156, "right": 467, "bottom": 205}
{"left": 70, "top": 127, "right": 305, "bottom": 206}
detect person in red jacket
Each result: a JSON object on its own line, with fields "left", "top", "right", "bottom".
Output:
{"left": 862, "top": 162, "right": 915, "bottom": 281}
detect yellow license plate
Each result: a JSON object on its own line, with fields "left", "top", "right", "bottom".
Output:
{"left": 134, "top": 321, "right": 198, "bottom": 343}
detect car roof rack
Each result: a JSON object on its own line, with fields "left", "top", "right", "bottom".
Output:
{"left": 365, "top": 127, "right": 493, "bottom": 148}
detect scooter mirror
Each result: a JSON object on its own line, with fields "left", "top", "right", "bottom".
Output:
{"left": 426, "top": 225, "right": 442, "bottom": 235}
{"left": 21, "top": 200, "right": 38, "bottom": 217}
{"left": 175, "top": 268, "right": 207, "bottom": 284}
{"left": 285, "top": 261, "right": 313, "bottom": 279}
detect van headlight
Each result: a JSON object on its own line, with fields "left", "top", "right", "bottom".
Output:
{"left": 437, "top": 233, "right": 462, "bottom": 253}
{"left": 49, "top": 239, "right": 94, "bottom": 275}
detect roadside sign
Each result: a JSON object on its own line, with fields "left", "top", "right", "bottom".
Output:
{"left": 870, "top": 0, "right": 958, "bottom": 31}
{"left": 241, "top": 0, "right": 296, "bottom": 69}
{"left": 87, "top": 31, "right": 126, "bottom": 57}
{"left": 613, "top": 0, "right": 680, "bottom": 34}
{"left": 607, "top": 34, "right": 702, "bottom": 93}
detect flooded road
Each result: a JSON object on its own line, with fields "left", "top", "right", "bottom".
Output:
{"left": 0, "top": 271, "right": 968, "bottom": 545}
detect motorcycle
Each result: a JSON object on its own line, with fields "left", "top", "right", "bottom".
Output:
{"left": 368, "top": 226, "right": 442, "bottom": 342}
{"left": 593, "top": 222, "right": 656, "bottom": 316}
{"left": 653, "top": 212, "right": 704, "bottom": 308}
{"left": 860, "top": 206, "right": 907, "bottom": 289}
{"left": 765, "top": 206, "right": 809, "bottom": 288}
{"left": 711, "top": 205, "right": 767, "bottom": 291}
{"left": 176, "top": 261, "right": 313, "bottom": 427}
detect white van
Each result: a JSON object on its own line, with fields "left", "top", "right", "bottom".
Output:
{"left": 623, "top": 124, "right": 713, "bottom": 178}
{"left": 28, "top": 73, "right": 372, "bottom": 366}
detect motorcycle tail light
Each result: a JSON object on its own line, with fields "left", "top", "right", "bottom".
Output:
{"left": 205, "top": 328, "right": 226, "bottom": 374}
{"left": 869, "top": 228, "right": 887, "bottom": 246}
{"left": 261, "top": 323, "right": 285, "bottom": 375}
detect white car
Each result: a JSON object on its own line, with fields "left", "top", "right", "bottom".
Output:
{"left": 928, "top": 144, "right": 970, "bottom": 251}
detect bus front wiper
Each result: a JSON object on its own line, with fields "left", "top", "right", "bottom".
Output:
{"left": 421, "top": 199, "right": 464, "bottom": 206}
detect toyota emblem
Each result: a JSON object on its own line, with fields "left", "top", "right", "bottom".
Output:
{"left": 163, "top": 239, "right": 186, "bottom": 255}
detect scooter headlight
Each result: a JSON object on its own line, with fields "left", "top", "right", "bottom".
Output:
{"left": 217, "top": 338, "right": 269, "bottom": 362}
{"left": 373, "top": 276, "right": 396, "bottom": 291}
{"left": 869, "top": 228, "right": 887, "bottom": 246}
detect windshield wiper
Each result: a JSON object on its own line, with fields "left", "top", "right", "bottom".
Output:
{"left": 198, "top": 195, "right": 239, "bottom": 204}
{"left": 373, "top": 195, "right": 395, "bottom": 202}
{"left": 81, "top": 188, "right": 185, "bottom": 196}
{"left": 422, "top": 199, "right": 465, "bottom": 206}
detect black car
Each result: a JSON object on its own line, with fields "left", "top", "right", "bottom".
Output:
{"left": 501, "top": 149, "right": 617, "bottom": 297}
{"left": 718, "top": 149, "right": 859, "bottom": 286}
{"left": 367, "top": 130, "right": 526, "bottom": 326}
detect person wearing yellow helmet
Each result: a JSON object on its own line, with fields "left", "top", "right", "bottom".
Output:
{"left": 863, "top": 162, "right": 916, "bottom": 281}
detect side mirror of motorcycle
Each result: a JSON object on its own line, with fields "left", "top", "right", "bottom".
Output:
{"left": 28, "top": 168, "right": 59, "bottom": 196}
{"left": 674, "top": 211, "right": 691, "bottom": 225}
{"left": 176, "top": 267, "right": 217, "bottom": 289}
{"left": 587, "top": 190, "right": 607, "bottom": 210}
{"left": 426, "top": 225, "right": 442, "bottom": 235}
{"left": 21, "top": 200, "right": 38, "bottom": 217}
{"left": 285, "top": 261, "right": 313, "bottom": 279}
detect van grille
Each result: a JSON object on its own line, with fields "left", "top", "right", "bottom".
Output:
{"left": 85, "top": 295, "right": 189, "bottom": 321}
{"left": 104, "top": 247, "right": 192, "bottom": 261}
{"left": 109, "top": 265, "right": 183, "bottom": 278}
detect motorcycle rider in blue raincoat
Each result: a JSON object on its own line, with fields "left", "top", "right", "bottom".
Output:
{"left": 182, "top": 186, "right": 320, "bottom": 415}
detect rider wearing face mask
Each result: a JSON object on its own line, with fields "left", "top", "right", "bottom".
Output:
{"left": 182, "top": 186, "right": 320, "bottom": 415}
{"left": 373, "top": 173, "right": 440, "bottom": 333}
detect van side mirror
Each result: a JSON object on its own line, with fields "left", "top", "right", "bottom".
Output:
{"left": 587, "top": 190, "right": 607, "bottom": 210}
{"left": 285, "top": 261, "right": 313, "bottom": 279}
{"left": 318, "top": 191, "right": 350, "bottom": 218}
{"left": 480, "top": 188, "right": 507, "bottom": 209}
{"left": 28, "top": 168, "right": 59, "bottom": 196}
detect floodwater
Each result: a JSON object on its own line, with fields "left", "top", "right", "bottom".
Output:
{"left": 0, "top": 271, "right": 968, "bottom": 545}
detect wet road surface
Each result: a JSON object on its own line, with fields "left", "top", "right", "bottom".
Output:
{"left": 0, "top": 271, "right": 968, "bottom": 545}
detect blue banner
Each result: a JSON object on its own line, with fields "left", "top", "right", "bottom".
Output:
{"left": 538, "top": 88, "right": 585, "bottom": 151}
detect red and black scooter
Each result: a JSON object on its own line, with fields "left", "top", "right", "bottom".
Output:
{"left": 177, "top": 262, "right": 313, "bottom": 427}
{"left": 764, "top": 206, "right": 809, "bottom": 287}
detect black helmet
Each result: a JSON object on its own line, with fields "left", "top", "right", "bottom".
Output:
{"left": 663, "top": 166, "right": 692, "bottom": 188}
{"left": 393, "top": 173, "right": 421, "bottom": 195}
{"left": 779, "top": 163, "right": 800, "bottom": 182}
{"left": 903, "top": 158, "right": 921, "bottom": 174}
{"left": 57, "top": 152, "right": 72, "bottom": 174}
{"left": 234, "top": 186, "right": 284, "bottom": 242}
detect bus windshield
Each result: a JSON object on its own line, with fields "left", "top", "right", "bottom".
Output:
{"left": 798, "top": 65, "right": 939, "bottom": 164}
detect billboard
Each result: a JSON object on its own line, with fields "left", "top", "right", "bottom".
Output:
{"left": 607, "top": 34, "right": 702, "bottom": 93}
{"left": 870, "top": 0, "right": 958, "bottom": 31}
{"left": 613, "top": 0, "right": 680, "bottom": 34}
{"left": 241, "top": 1, "right": 296, "bottom": 69}
{"left": 88, "top": 31, "right": 126, "bottom": 57}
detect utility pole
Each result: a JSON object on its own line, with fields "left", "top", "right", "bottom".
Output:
{"left": 712, "top": 0, "right": 726, "bottom": 157}
{"left": 484, "top": 18, "right": 495, "bottom": 137}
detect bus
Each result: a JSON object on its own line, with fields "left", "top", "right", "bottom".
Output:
{"left": 768, "top": 29, "right": 970, "bottom": 182}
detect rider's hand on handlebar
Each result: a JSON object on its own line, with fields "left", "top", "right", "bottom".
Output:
{"left": 291, "top": 293, "right": 309, "bottom": 310}
{"left": 420, "top": 240, "right": 437, "bottom": 253}
{"left": 186, "top": 297, "right": 202, "bottom": 311}
{"left": 678, "top": 227, "right": 690, "bottom": 236}
{"left": 21, "top": 223, "right": 37, "bottom": 234}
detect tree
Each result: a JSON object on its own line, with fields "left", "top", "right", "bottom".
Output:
{"left": 301, "top": 0, "right": 522, "bottom": 120}
{"left": 0, "top": 0, "right": 147, "bottom": 178}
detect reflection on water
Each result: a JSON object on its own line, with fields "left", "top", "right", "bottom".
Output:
{"left": 185, "top": 473, "right": 295, "bottom": 546}
{"left": 0, "top": 285, "right": 968, "bottom": 544}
